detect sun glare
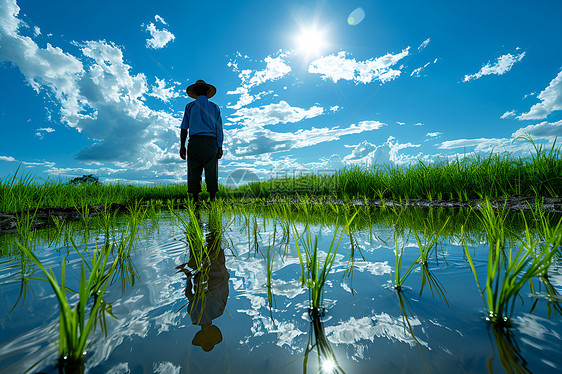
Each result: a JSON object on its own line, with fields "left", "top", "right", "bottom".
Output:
{"left": 321, "top": 358, "right": 336, "bottom": 373}
{"left": 294, "top": 26, "right": 328, "bottom": 57}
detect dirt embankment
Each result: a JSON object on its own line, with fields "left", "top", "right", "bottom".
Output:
{"left": 0, "top": 204, "right": 130, "bottom": 236}
{"left": 264, "top": 195, "right": 562, "bottom": 213}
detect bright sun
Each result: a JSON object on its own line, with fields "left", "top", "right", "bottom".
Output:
{"left": 294, "top": 26, "right": 328, "bottom": 57}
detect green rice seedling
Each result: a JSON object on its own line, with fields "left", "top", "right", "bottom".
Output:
{"left": 413, "top": 216, "right": 450, "bottom": 266}
{"left": 410, "top": 214, "right": 450, "bottom": 301}
{"left": 341, "top": 212, "right": 363, "bottom": 292}
{"left": 476, "top": 199, "right": 509, "bottom": 252}
{"left": 98, "top": 204, "right": 118, "bottom": 245}
{"left": 75, "top": 201, "right": 92, "bottom": 242}
{"left": 252, "top": 214, "right": 262, "bottom": 257}
{"left": 172, "top": 207, "right": 209, "bottom": 270}
{"left": 17, "top": 239, "right": 118, "bottom": 365}
{"left": 463, "top": 222, "right": 558, "bottom": 325}
{"left": 277, "top": 205, "right": 292, "bottom": 253}
{"left": 393, "top": 230, "right": 420, "bottom": 291}
{"left": 526, "top": 200, "right": 562, "bottom": 252}
{"left": 292, "top": 226, "right": 340, "bottom": 310}
{"left": 303, "top": 308, "right": 344, "bottom": 374}
{"left": 265, "top": 237, "right": 275, "bottom": 309}
{"left": 16, "top": 208, "right": 40, "bottom": 249}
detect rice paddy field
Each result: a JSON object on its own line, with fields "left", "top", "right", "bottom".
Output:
{"left": 1, "top": 144, "right": 562, "bottom": 373}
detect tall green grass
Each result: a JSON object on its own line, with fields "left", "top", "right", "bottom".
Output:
{"left": 0, "top": 169, "right": 195, "bottom": 213}
{"left": 235, "top": 137, "right": 562, "bottom": 200}
{"left": 3, "top": 137, "right": 560, "bottom": 215}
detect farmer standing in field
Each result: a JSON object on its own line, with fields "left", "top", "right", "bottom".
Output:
{"left": 179, "top": 80, "right": 224, "bottom": 203}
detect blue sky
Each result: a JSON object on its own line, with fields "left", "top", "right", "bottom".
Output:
{"left": 1, "top": 0, "right": 561, "bottom": 185}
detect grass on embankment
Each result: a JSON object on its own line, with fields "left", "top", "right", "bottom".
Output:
{"left": 1, "top": 137, "right": 560, "bottom": 213}
{"left": 239, "top": 138, "right": 562, "bottom": 200}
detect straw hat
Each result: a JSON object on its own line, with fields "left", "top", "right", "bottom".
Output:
{"left": 192, "top": 325, "right": 223, "bottom": 352}
{"left": 186, "top": 80, "right": 217, "bottom": 99}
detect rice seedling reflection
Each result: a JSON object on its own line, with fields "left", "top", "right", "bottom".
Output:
{"left": 412, "top": 215, "right": 450, "bottom": 302}
{"left": 303, "top": 308, "right": 344, "bottom": 374}
{"left": 488, "top": 324, "right": 532, "bottom": 374}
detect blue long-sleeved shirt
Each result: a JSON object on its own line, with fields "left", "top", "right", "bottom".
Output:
{"left": 180, "top": 95, "right": 224, "bottom": 147}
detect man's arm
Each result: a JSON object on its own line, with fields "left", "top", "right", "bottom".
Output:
{"left": 180, "top": 129, "right": 188, "bottom": 160}
{"left": 180, "top": 104, "right": 190, "bottom": 160}
{"left": 216, "top": 109, "right": 223, "bottom": 160}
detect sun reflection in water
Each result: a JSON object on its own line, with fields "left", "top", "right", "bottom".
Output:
{"left": 321, "top": 357, "right": 336, "bottom": 373}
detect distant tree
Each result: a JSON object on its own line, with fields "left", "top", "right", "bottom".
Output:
{"left": 69, "top": 174, "right": 101, "bottom": 185}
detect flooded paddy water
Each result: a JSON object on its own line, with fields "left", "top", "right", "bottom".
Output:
{"left": 0, "top": 202, "right": 561, "bottom": 373}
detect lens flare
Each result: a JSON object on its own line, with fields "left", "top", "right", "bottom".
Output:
{"left": 347, "top": 8, "right": 365, "bottom": 26}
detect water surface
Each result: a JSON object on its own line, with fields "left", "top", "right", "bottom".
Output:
{"left": 0, "top": 208, "right": 561, "bottom": 373}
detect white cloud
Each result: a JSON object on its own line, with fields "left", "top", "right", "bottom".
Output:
{"left": 154, "top": 15, "right": 167, "bottom": 25}
{"left": 512, "top": 120, "right": 562, "bottom": 140}
{"left": 426, "top": 132, "right": 441, "bottom": 137}
{"left": 227, "top": 120, "right": 386, "bottom": 157}
{"left": 417, "top": 38, "right": 430, "bottom": 51}
{"left": 228, "top": 100, "right": 324, "bottom": 126}
{"left": 0, "top": 0, "right": 21, "bottom": 35}
{"left": 325, "top": 313, "right": 427, "bottom": 349}
{"left": 438, "top": 120, "right": 562, "bottom": 156}
{"left": 0, "top": 155, "right": 17, "bottom": 162}
{"left": 308, "top": 48, "right": 410, "bottom": 84}
{"left": 35, "top": 126, "right": 55, "bottom": 139}
{"left": 227, "top": 52, "right": 292, "bottom": 109}
{"left": 463, "top": 51, "right": 525, "bottom": 82}
{"left": 37, "top": 127, "right": 55, "bottom": 132}
{"left": 148, "top": 77, "right": 179, "bottom": 102}
{"left": 247, "top": 55, "right": 291, "bottom": 88}
{"left": 413, "top": 122, "right": 424, "bottom": 126}
{"left": 33, "top": 25, "right": 40, "bottom": 36}
{"left": 145, "top": 22, "right": 175, "bottom": 49}
{"left": 0, "top": 0, "right": 87, "bottom": 127}
{"left": 501, "top": 110, "right": 516, "bottom": 119}
{"left": 518, "top": 71, "right": 562, "bottom": 120}
{"left": 0, "top": 5, "right": 184, "bottom": 182}
{"left": 153, "top": 362, "right": 181, "bottom": 374}
{"left": 342, "top": 136, "right": 420, "bottom": 166}
{"left": 439, "top": 137, "right": 505, "bottom": 150}
{"left": 410, "top": 62, "right": 430, "bottom": 77}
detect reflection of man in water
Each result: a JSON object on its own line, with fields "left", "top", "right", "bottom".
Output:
{"left": 176, "top": 213, "right": 229, "bottom": 352}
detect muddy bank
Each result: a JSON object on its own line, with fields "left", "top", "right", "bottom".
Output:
{"left": 0, "top": 204, "right": 130, "bottom": 236}
{"left": 1, "top": 196, "right": 561, "bottom": 236}
{"left": 260, "top": 195, "right": 562, "bottom": 213}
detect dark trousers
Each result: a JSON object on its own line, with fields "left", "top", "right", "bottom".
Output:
{"left": 187, "top": 136, "right": 219, "bottom": 193}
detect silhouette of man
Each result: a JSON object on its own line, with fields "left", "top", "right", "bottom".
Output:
{"left": 179, "top": 80, "right": 224, "bottom": 203}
